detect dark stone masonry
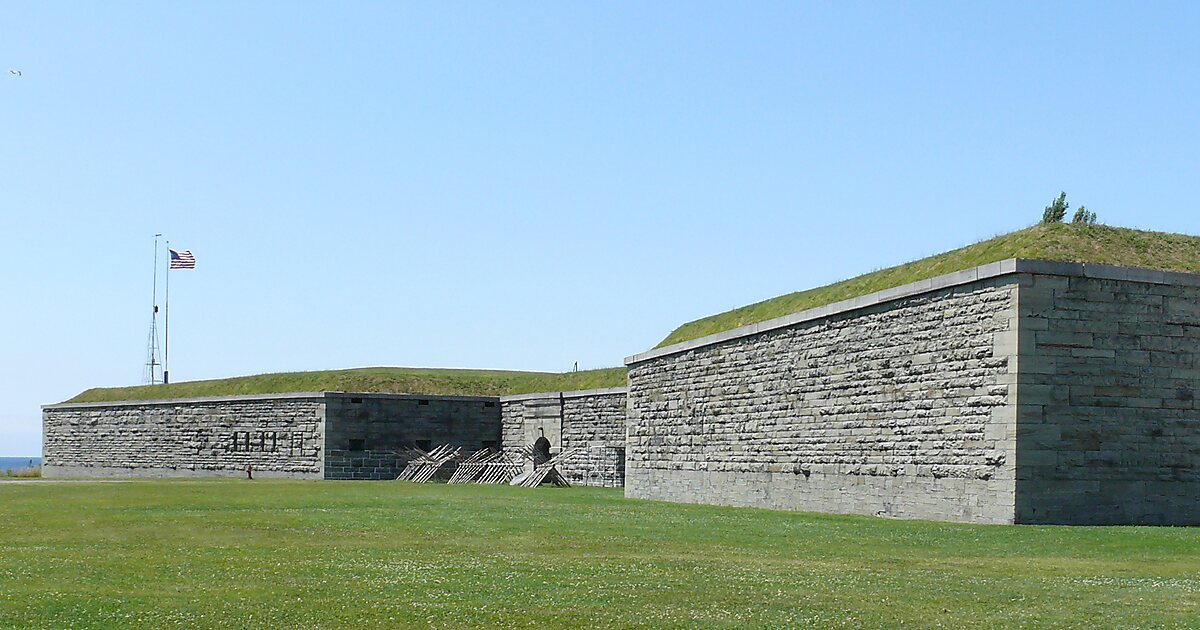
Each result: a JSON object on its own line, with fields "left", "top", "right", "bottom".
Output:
{"left": 42, "top": 258, "right": 1200, "bottom": 525}
{"left": 1015, "top": 271, "right": 1200, "bottom": 524}
{"left": 323, "top": 394, "right": 500, "bottom": 480}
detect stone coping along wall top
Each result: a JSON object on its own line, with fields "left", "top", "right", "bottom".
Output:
{"left": 627, "top": 258, "right": 1200, "bottom": 365}
{"left": 43, "top": 391, "right": 500, "bottom": 410}
{"left": 499, "top": 386, "right": 629, "bottom": 403}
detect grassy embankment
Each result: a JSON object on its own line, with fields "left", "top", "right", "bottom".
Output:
{"left": 658, "top": 222, "right": 1200, "bottom": 347}
{"left": 0, "top": 481, "right": 1197, "bottom": 628}
{"left": 67, "top": 367, "right": 628, "bottom": 404}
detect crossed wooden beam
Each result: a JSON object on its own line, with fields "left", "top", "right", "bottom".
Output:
{"left": 447, "top": 448, "right": 525, "bottom": 484}
{"left": 513, "top": 447, "right": 583, "bottom": 488}
{"left": 395, "top": 444, "right": 461, "bottom": 482}
{"left": 396, "top": 441, "right": 585, "bottom": 487}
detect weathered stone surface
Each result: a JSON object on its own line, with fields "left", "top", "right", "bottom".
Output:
{"left": 1016, "top": 274, "right": 1200, "bottom": 525}
{"left": 625, "top": 262, "right": 1200, "bottom": 525}
{"left": 501, "top": 388, "right": 628, "bottom": 487}
{"left": 42, "top": 393, "right": 502, "bottom": 480}
{"left": 324, "top": 393, "right": 500, "bottom": 480}
{"left": 626, "top": 279, "right": 1020, "bottom": 523}
{"left": 43, "top": 395, "right": 327, "bottom": 479}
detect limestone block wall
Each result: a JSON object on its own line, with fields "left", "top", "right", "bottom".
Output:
{"left": 625, "top": 272, "right": 1021, "bottom": 524}
{"left": 501, "top": 387, "right": 629, "bottom": 487}
{"left": 561, "top": 391, "right": 628, "bottom": 487}
{"left": 323, "top": 393, "right": 500, "bottom": 480}
{"left": 43, "top": 392, "right": 502, "bottom": 481}
{"left": 42, "top": 394, "right": 326, "bottom": 479}
{"left": 501, "top": 396, "right": 560, "bottom": 454}
{"left": 1016, "top": 266, "right": 1200, "bottom": 524}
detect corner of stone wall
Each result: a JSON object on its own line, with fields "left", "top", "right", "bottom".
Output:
{"left": 316, "top": 399, "right": 328, "bottom": 479}
{"left": 1012, "top": 274, "right": 1063, "bottom": 523}
{"left": 1011, "top": 270, "right": 1200, "bottom": 525}
{"left": 40, "top": 408, "right": 50, "bottom": 468}
{"left": 988, "top": 279, "right": 1023, "bottom": 524}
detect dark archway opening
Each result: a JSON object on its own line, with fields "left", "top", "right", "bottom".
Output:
{"left": 533, "top": 428, "right": 552, "bottom": 465}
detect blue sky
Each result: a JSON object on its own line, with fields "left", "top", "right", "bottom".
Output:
{"left": 2, "top": 2, "right": 1198, "bottom": 456}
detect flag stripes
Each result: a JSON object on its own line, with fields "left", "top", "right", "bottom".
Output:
{"left": 169, "top": 249, "right": 195, "bottom": 269}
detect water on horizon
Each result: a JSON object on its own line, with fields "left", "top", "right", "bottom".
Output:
{"left": 0, "top": 457, "right": 41, "bottom": 472}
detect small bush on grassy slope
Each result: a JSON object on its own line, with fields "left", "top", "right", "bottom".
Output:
{"left": 1042, "top": 191, "right": 1069, "bottom": 224}
{"left": 1072, "top": 205, "right": 1098, "bottom": 225}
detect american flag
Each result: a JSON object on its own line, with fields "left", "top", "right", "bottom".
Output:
{"left": 169, "top": 249, "right": 196, "bottom": 269}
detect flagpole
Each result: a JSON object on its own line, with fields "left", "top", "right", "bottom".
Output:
{"left": 164, "top": 241, "right": 170, "bottom": 385}
{"left": 151, "top": 234, "right": 162, "bottom": 384}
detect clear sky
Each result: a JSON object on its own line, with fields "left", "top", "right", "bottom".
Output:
{"left": 2, "top": 2, "right": 1198, "bottom": 456}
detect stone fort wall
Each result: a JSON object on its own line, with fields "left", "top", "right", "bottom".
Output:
{"left": 42, "top": 392, "right": 501, "bottom": 480}
{"left": 323, "top": 393, "right": 500, "bottom": 480}
{"left": 1016, "top": 264, "right": 1200, "bottom": 524}
{"left": 626, "top": 270, "right": 1021, "bottom": 524}
{"left": 501, "top": 388, "right": 628, "bottom": 487}
{"left": 625, "top": 260, "right": 1200, "bottom": 525}
{"left": 42, "top": 393, "right": 328, "bottom": 479}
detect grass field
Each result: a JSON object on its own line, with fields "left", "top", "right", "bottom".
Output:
{"left": 67, "top": 367, "right": 628, "bottom": 404}
{"left": 1, "top": 481, "right": 1196, "bottom": 628}
{"left": 657, "top": 223, "right": 1200, "bottom": 347}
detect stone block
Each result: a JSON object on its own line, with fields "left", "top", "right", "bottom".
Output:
{"left": 1035, "top": 330, "right": 1094, "bottom": 348}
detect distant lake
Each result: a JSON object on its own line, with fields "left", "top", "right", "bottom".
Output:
{"left": 0, "top": 457, "right": 40, "bottom": 472}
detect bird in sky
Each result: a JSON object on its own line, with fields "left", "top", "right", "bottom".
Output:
{"left": 8, "top": 70, "right": 20, "bottom": 77}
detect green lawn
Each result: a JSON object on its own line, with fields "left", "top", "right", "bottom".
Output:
{"left": 658, "top": 223, "right": 1200, "bottom": 347}
{"left": 1, "top": 481, "right": 1196, "bottom": 628}
{"left": 67, "top": 366, "right": 628, "bottom": 404}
